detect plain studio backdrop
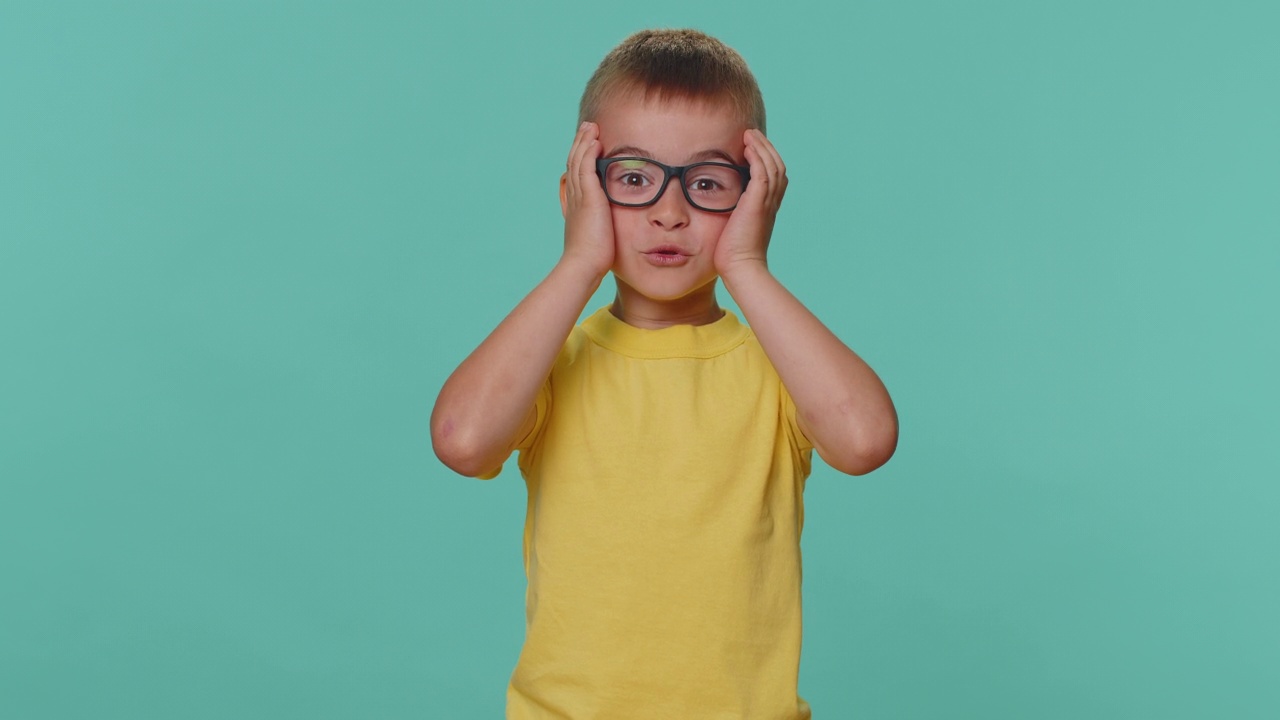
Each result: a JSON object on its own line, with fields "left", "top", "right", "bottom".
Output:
{"left": 1, "top": 1, "right": 1276, "bottom": 718}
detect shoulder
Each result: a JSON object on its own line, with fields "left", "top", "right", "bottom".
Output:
{"left": 545, "top": 324, "right": 596, "bottom": 388}
{"left": 740, "top": 328, "right": 782, "bottom": 373}
{"left": 559, "top": 324, "right": 590, "bottom": 364}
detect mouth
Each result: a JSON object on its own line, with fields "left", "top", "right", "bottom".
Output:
{"left": 642, "top": 246, "right": 692, "bottom": 266}
{"left": 645, "top": 245, "right": 687, "bottom": 256}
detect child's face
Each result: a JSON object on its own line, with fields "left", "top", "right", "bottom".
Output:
{"left": 593, "top": 92, "right": 747, "bottom": 307}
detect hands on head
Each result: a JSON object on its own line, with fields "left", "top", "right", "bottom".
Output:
{"left": 559, "top": 122, "right": 615, "bottom": 280}
{"left": 713, "top": 129, "right": 788, "bottom": 279}
{"left": 559, "top": 122, "right": 788, "bottom": 285}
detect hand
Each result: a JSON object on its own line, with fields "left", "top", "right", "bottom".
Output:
{"left": 559, "top": 122, "right": 615, "bottom": 280}
{"left": 714, "top": 129, "right": 788, "bottom": 280}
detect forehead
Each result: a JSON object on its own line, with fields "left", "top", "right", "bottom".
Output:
{"left": 594, "top": 92, "right": 747, "bottom": 164}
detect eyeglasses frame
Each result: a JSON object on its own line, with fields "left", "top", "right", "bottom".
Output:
{"left": 595, "top": 157, "right": 752, "bottom": 213}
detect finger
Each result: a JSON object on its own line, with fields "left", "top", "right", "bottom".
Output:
{"left": 747, "top": 130, "right": 786, "bottom": 208}
{"left": 571, "top": 124, "right": 603, "bottom": 203}
{"left": 566, "top": 122, "right": 593, "bottom": 198}
{"left": 742, "top": 141, "right": 772, "bottom": 209}
{"left": 579, "top": 126, "right": 608, "bottom": 203}
{"left": 747, "top": 131, "right": 779, "bottom": 186}
{"left": 755, "top": 130, "right": 786, "bottom": 183}
{"left": 748, "top": 128, "right": 780, "bottom": 158}
{"left": 569, "top": 121, "right": 593, "bottom": 162}
{"left": 577, "top": 123, "right": 601, "bottom": 182}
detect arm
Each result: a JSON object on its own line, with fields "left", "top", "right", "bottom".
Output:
{"left": 716, "top": 130, "right": 898, "bottom": 476}
{"left": 431, "top": 122, "right": 615, "bottom": 477}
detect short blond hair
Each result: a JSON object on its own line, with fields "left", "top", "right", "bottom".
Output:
{"left": 578, "top": 29, "right": 766, "bottom": 133}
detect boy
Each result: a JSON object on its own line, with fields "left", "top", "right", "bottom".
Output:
{"left": 432, "top": 29, "right": 897, "bottom": 719}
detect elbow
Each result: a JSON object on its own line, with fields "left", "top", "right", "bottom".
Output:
{"left": 433, "top": 442, "right": 497, "bottom": 478}
{"left": 830, "top": 418, "right": 898, "bottom": 477}
{"left": 431, "top": 418, "right": 502, "bottom": 479}
{"left": 845, "top": 436, "right": 897, "bottom": 476}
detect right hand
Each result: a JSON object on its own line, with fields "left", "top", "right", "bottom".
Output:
{"left": 559, "top": 122, "right": 615, "bottom": 280}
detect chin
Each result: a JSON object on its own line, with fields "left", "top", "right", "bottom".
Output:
{"left": 613, "top": 273, "right": 720, "bottom": 303}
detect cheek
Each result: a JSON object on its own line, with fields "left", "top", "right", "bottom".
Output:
{"left": 700, "top": 216, "right": 731, "bottom": 243}
{"left": 610, "top": 207, "right": 642, "bottom": 243}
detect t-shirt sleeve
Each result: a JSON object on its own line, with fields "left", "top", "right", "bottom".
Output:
{"left": 517, "top": 375, "right": 552, "bottom": 453}
{"left": 780, "top": 380, "right": 815, "bottom": 460}
{"left": 474, "top": 375, "right": 551, "bottom": 480}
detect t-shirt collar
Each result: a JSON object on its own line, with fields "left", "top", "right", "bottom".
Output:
{"left": 580, "top": 306, "right": 750, "bottom": 359}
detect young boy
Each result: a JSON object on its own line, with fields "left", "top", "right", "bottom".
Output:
{"left": 432, "top": 28, "right": 897, "bottom": 719}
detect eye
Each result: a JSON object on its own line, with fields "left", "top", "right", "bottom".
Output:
{"left": 619, "top": 171, "right": 651, "bottom": 187}
{"left": 685, "top": 164, "right": 744, "bottom": 198}
{"left": 605, "top": 159, "right": 660, "bottom": 195}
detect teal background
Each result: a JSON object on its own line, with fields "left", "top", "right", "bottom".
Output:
{"left": 2, "top": 1, "right": 1276, "bottom": 717}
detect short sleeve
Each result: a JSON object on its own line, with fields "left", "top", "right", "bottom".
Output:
{"left": 516, "top": 375, "right": 552, "bottom": 453}
{"left": 474, "top": 375, "right": 551, "bottom": 480}
{"left": 780, "top": 381, "right": 815, "bottom": 460}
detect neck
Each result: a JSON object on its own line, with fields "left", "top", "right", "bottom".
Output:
{"left": 609, "top": 279, "right": 724, "bottom": 329}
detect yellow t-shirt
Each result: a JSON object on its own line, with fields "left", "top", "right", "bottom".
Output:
{"left": 497, "top": 306, "right": 815, "bottom": 719}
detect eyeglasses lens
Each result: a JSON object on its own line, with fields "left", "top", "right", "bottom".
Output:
{"left": 603, "top": 160, "right": 744, "bottom": 211}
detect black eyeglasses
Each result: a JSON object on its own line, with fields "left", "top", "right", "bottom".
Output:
{"left": 596, "top": 157, "right": 751, "bottom": 213}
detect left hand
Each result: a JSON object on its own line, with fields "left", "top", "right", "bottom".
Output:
{"left": 713, "top": 129, "right": 788, "bottom": 278}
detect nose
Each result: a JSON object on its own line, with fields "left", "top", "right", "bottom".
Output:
{"left": 646, "top": 178, "right": 690, "bottom": 230}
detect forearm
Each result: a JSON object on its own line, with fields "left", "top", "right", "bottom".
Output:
{"left": 721, "top": 260, "right": 897, "bottom": 475}
{"left": 431, "top": 258, "right": 605, "bottom": 475}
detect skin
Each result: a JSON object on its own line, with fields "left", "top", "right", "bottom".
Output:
{"left": 431, "top": 92, "right": 898, "bottom": 477}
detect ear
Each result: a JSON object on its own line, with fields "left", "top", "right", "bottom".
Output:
{"left": 559, "top": 173, "right": 568, "bottom": 219}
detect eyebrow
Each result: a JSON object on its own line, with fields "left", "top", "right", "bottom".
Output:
{"left": 605, "top": 145, "right": 740, "bottom": 164}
